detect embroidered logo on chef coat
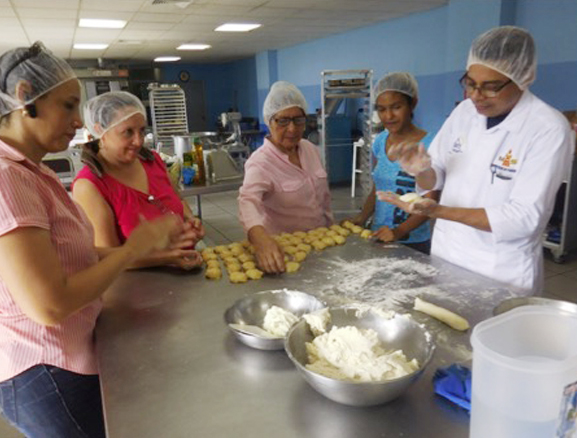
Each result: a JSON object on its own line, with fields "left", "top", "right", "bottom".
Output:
{"left": 490, "top": 149, "right": 518, "bottom": 182}
{"left": 450, "top": 137, "right": 464, "bottom": 154}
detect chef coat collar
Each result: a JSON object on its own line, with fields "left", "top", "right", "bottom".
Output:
{"left": 476, "top": 90, "right": 533, "bottom": 134}
{"left": 0, "top": 138, "right": 55, "bottom": 176}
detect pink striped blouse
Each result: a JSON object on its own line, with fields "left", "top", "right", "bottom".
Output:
{"left": 0, "top": 140, "right": 102, "bottom": 382}
{"left": 238, "top": 138, "right": 333, "bottom": 235}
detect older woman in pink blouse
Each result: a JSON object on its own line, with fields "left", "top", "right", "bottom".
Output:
{"left": 238, "top": 81, "right": 333, "bottom": 273}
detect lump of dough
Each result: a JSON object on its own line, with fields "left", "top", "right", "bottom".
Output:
{"left": 229, "top": 271, "right": 248, "bottom": 283}
{"left": 226, "top": 263, "right": 242, "bottom": 273}
{"left": 333, "top": 235, "right": 346, "bottom": 245}
{"left": 329, "top": 224, "right": 341, "bottom": 231}
{"left": 303, "top": 308, "right": 331, "bottom": 336}
{"left": 341, "top": 220, "right": 354, "bottom": 230}
{"left": 223, "top": 256, "right": 237, "bottom": 264}
{"left": 288, "top": 236, "right": 302, "bottom": 246}
{"left": 242, "top": 261, "right": 256, "bottom": 270}
{"left": 202, "top": 252, "right": 218, "bottom": 262}
{"left": 283, "top": 245, "right": 298, "bottom": 255}
{"left": 326, "top": 230, "right": 338, "bottom": 237}
{"left": 351, "top": 225, "right": 363, "bottom": 234}
{"left": 214, "top": 245, "right": 227, "bottom": 254}
{"left": 205, "top": 267, "right": 222, "bottom": 280}
{"left": 293, "top": 251, "right": 307, "bottom": 262}
{"left": 262, "top": 305, "right": 299, "bottom": 337}
{"left": 245, "top": 268, "right": 263, "bottom": 280}
{"left": 399, "top": 192, "right": 425, "bottom": 203}
{"left": 286, "top": 261, "right": 300, "bottom": 273}
{"left": 336, "top": 227, "right": 350, "bottom": 237}
{"left": 237, "top": 253, "right": 253, "bottom": 263}
{"left": 414, "top": 297, "right": 470, "bottom": 331}
{"left": 202, "top": 247, "right": 214, "bottom": 254}
{"left": 241, "top": 240, "right": 251, "bottom": 248}
{"left": 360, "top": 229, "right": 372, "bottom": 239}
{"left": 321, "top": 236, "right": 336, "bottom": 247}
{"left": 293, "top": 231, "right": 307, "bottom": 238}
{"left": 297, "top": 243, "right": 312, "bottom": 254}
{"left": 230, "top": 246, "right": 244, "bottom": 256}
{"left": 219, "top": 250, "right": 233, "bottom": 259}
{"left": 303, "top": 235, "right": 317, "bottom": 244}
{"left": 312, "top": 240, "right": 327, "bottom": 251}
{"left": 228, "top": 242, "right": 243, "bottom": 250}
{"left": 206, "top": 260, "right": 220, "bottom": 269}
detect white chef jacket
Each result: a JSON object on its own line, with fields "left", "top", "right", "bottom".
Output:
{"left": 425, "top": 90, "right": 574, "bottom": 294}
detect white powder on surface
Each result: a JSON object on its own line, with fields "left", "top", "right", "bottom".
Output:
{"left": 262, "top": 306, "right": 299, "bottom": 337}
{"left": 305, "top": 325, "right": 419, "bottom": 382}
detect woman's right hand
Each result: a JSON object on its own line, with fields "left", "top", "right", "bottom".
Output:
{"left": 388, "top": 141, "right": 431, "bottom": 176}
{"left": 253, "top": 235, "right": 285, "bottom": 274}
{"left": 125, "top": 214, "right": 183, "bottom": 258}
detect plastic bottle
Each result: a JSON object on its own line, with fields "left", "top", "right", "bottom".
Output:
{"left": 193, "top": 137, "right": 206, "bottom": 185}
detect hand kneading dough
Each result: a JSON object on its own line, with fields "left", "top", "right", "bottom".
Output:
{"left": 205, "top": 267, "right": 222, "bottom": 280}
{"left": 245, "top": 268, "right": 263, "bottom": 280}
{"left": 399, "top": 192, "right": 425, "bottom": 203}
{"left": 414, "top": 297, "right": 470, "bottom": 331}
{"left": 286, "top": 261, "right": 300, "bottom": 273}
{"left": 360, "top": 229, "right": 372, "bottom": 239}
{"left": 229, "top": 271, "right": 248, "bottom": 283}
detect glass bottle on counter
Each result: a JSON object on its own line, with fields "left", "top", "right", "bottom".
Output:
{"left": 193, "top": 137, "right": 206, "bottom": 185}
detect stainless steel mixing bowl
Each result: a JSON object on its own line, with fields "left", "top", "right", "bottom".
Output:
{"left": 493, "top": 296, "right": 577, "bottom": 316}
{"left": 284, "top": 306, "right": 435, "bottom": 406}
{"left": 224, "top": 290, "right": 326, "bottom": 350}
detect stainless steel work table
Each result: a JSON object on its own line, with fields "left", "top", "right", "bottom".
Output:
{"left": 96, "top": 239, "right": 523, "bottom": 438}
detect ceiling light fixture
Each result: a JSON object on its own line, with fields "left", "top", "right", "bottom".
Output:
{"left": 154, "top": 56, "right": 181, "bottom": 62}
{"left": 215, "top": 23, "right": 261, "bottom": 32}
{"left": 79, "top": 19, "right": 127, "bottom": 29}
{"left": 177, "top": 44, "right": 211, "bottom": 50}
{"left": 73, "top": 43, "right": 109, "bottom": 50}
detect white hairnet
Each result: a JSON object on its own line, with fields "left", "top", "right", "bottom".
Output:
{"left": 467, "top": 26, "right": 536, "bottom": 90}
{"left": 0, "top": 41, "right": 76, "bottom": 117}
{"left": 375, "top": 72, "right": 419, "bottom": 101}
{"left": 263, "top": 81, "right": 307, "bottom": 127}
{"left": 84, "top": 91, "right": 147, "bottom": 139}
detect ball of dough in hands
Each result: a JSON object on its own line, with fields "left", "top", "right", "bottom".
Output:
{"left": 399, "top": 192, "right": 425, "bottom": 203}
{"left": 245, "top": 268, "right": 264, "bottom": 280}
{"left": 205, "top": 267, "right": 222, "bottom": 280}
{"left": 285, "top": 261, "right": 300, "bottom": 273}
{"left": 229, "top": 271, "right": 248, "bottom": 283}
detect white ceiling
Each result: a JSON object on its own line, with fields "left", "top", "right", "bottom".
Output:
{"left": 0, "top": 0, "right": 447, "bottom": 64}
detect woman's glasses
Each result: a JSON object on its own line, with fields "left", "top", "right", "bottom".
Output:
{"left": 273, "top": 116, "right": 307, "bottom": 127}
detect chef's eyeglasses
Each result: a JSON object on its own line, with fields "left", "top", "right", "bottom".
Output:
{"left": 273, "top": 116, "right": 307, "bottom": 127}
{"left": 1, "top": 42, "right": 43, "bottom": 92}
{"left": 459, "top": 74, "right": 513, "bottom": 98}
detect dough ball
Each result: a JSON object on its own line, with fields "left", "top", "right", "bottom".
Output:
{"left": 214, "top": 245, "right": 227, "bottom": 254}
{"left": 360, "top": 229, "right": 372, "bottom": 239}
{"left": 280, "top": 232, "right": 292, "bottom": 239}
{"left": 293, "top": 231, "right": 307, "bottom": 238}
{"left": 303, "top": 235, "right": 317, "bottom": 244}
{"left": 237, "top": 253, "right": 254, "bottom": 263}
{"left": 229, "top": 271, "right": 248, "bottom": 283}
{"left": 288, "top": 236, "right": 302, "bottom": 246}
{"left": 273, "top": 235, "right": 283, "bottom": 242}
{"left": 336, "top": 227, "right": 351, "bottom": 237}
{"left": 202, "top": 252, "right": 218, "bottom": 262}
{"left": 246, "top": 268, "right": 264, "bottom": 280}
{"left": 329, "top": 224, "right": 341, "bottom": 231}
{"left": 242, "top": 261, "right": 256, "bottom": 270}
{"left": 315, "top": 227, "right": 329, "bottom": 233}
{"left": 226, "top": 262, "right": 242, "bottom": 273}
{"left": 325, "top": 230, "right": 338, "bottom": 237}
{"left": 283, "top": 245, "right": 298, "bottom": 255}
{"left": 341, "top": 220, "right": 354, "bottom": 230}
{"left": 399, "top": 192, "right": 425, "bottom": 203}
{"left": 286, "top": 261, "right": 300, "bottom": 273}
{"left": 293, "top": 251, "right": 307, "bottom": 262}
{"left": 205, "top": 267, "right": 222, "bottom": 280}
{"left": 284, "top": 255, "right": 290, "bottom": 262}
{"left": 202, "top": 247, "right": 215, "bottom": 254}
{"left": 247, "top": 245, "right": 256, "bottom": 254}
{"left": 312, "top": 240, "right": 327, "bottom": 251}
{"left": 333, "top": 235, "right": 346, "bottom": 245}
{"left": 322, "top": 236, "right": 336, "bottom": 247}
{"left": 228, "top": 242, "right": 243, "bottom": 250}
{"left": 219, "top": 250, "right": 233, "bottom": 259}
{"left": 230, "top": 246, "right": 244, "bottom": 256}
{"left": 296, "top": 243, "right": 312, "bottom": 254}
{"left": 223, "top": 256, "right": 237, "bottom": 264}
{"left": 351, "top": 225, "right": 363, "bottom": 234}
{"left": 278, "top": 239, "right": 291, "bottom": 247}
{"left": 206, "top": 260, "right": 220, "bottom": 269}
{"left": 241, "top": 240, "right": 251, "bottom": 248}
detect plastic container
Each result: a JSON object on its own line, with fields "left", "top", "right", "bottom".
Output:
{"left": 470, "top": 306, "right": 577, "bottom": 438}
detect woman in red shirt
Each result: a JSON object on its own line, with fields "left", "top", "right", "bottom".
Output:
{"left": 73, "top": 91, "right": 204, "bottom": 270}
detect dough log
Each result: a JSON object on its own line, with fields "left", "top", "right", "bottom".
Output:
{"left": 413, "top": 297, "right": 470, "bottom": 331}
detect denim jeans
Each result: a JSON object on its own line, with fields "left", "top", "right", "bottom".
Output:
{"left": 0, "top": 364, "right": 105, "bottom": 438}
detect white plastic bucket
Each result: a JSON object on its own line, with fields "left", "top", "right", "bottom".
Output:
{"left": 470, "top": 306, "right": 577, "bottom": 438}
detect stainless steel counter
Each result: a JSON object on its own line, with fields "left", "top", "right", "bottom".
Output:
{"left": 96, "top": 239, "right": 524, "bottom": 438}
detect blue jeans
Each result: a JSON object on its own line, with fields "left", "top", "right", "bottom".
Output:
{"left": 0, "top": 364, "right": 105, "bottom": 438}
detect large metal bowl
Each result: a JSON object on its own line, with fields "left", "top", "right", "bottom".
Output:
{"left": 285, "top": 306, "right": 435, "bottom": 406}
{"left": 224, "top": 290, "right": 326, "bottom": 350}
{"left": 493, "top": 296, "right": 577, "bottom": 316}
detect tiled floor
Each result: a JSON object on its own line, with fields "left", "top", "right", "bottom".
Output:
{"left": 1, "top": 185, "right": 576, "bottom": 437}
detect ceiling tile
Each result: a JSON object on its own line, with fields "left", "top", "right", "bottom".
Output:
{"left": 80, "top": 0, "right": 145, "bottom": 12}
{"left": 74, "top": 28, "right": 123, "bottom": 42}
{"left": 12, "top": 0, "right": 79, "bottom": 8}
{"left": 132, "top": 12, "right": 185, "bottom": 23}
{"left": 126, "top": 21, "right": 176, "bottom": 31}
{"left": 78, "top": 11, "right": 135, "bottom": 21}
{"left": 16, "top": 8, "right": 77, "bottom": 19}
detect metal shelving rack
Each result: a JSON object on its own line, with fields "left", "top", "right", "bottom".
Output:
{"left": 320, "top": 69, "right": 374, "bottom": 198}
{"left": 149, "top": 84, "right": 189, "bottom": 150}
{"left": 543, "top": 155, "right": 577, "bottom": 263}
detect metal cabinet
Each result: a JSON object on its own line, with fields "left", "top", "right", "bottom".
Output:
{"left": 149, "top": 84, "right": 189, "bottom": 150}
{"left": 320, "top": 70, "right": 374, "bottom": 198}
{"left": 543, "top": 156, "right": 577, "bottom": 263}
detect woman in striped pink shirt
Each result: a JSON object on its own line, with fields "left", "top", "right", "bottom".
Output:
{"left": 0, "top": 42, "right": 181, "bottom": 438}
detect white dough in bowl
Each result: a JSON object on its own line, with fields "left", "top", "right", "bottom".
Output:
{"left": 262, "top": 306, "right": 299, "bottom": 337}
{"left": 303, "top": 308, "right": 330, "bottom": 336}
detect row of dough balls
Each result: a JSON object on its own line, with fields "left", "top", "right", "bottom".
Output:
{"left": 202, "top": 242, "right": 261, "bottom": 283}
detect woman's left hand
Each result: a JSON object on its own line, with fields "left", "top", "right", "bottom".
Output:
{"left": 377, "top": 191, "right": 439, "bottom": 217}
{"left": 185, "top": 216, "right": 205, "bottom": 242}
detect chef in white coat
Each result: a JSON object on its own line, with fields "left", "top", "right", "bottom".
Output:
{"left": 380, "top": 26, "right": 574, "bottom": 294}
